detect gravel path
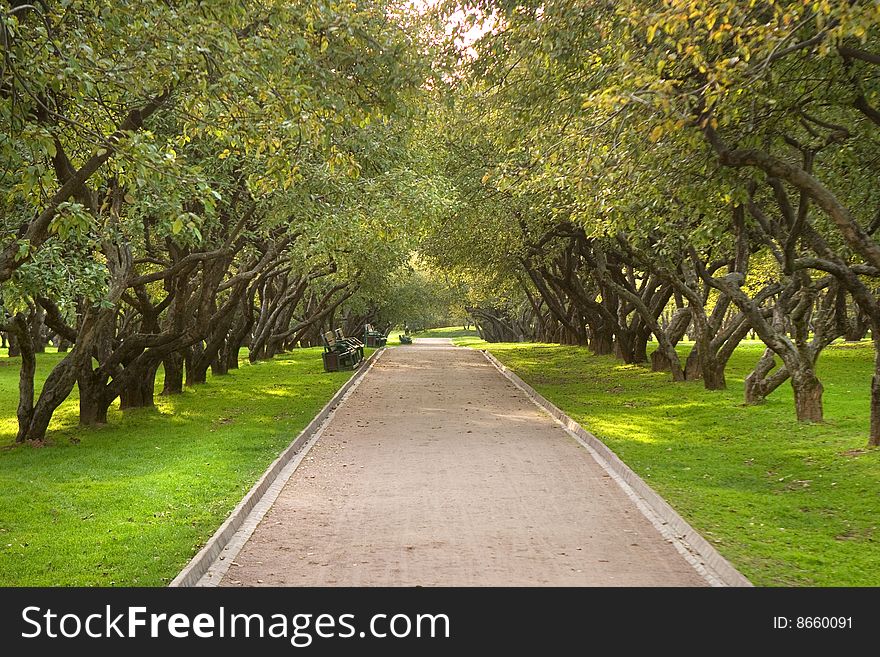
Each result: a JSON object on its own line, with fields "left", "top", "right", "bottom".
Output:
{"left": 219, "top": 339, "right": 707, "bottom": 586}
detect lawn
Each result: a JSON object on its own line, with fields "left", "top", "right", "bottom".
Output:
{"left": 410, "top": 326, "right": 480, "bottom": 339}
{"left": 0, "top": 347, "right": 371, "bottom": 586}
{"left": 456, "top": 337, "right": 880, "bottom": 586}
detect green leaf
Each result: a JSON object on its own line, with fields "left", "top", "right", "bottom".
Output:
{"left": 15, "top": 240, "right": 30, "bottom": 261}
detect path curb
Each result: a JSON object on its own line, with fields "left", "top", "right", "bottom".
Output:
{"left": 480, "top": 348, "right": 753, "bottom": 588}
{"left": 169, "top": 348, "right": 386, "bottom": 587}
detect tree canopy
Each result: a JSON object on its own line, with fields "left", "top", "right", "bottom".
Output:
{"left": 4, "top": 0, "right": 880, "bottom": 445}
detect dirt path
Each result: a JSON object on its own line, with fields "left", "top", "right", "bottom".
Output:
{"left": 219, "top": 339, "right": 708, "bottom": 586}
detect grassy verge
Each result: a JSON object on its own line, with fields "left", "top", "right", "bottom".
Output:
{"left": 0, "top": 347, "right": 372, "bottom": 586}
{"left": 410, "top": 326, "right": 480, "bottom": 339}
{"left": 456, "top": 338, "right": 880, "bottom": 586}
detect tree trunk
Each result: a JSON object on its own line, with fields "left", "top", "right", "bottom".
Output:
{"left": 683, "top": 340, "right": 730, "bottom": 389}
{"left": 560, "top": 326, "right": 580, "bottom": 346}
{"left": 846, "top": 308, "right": 868, "bottom": 341}
{"left": 17, "top": 356, "right": 35, "bottom": 441}
{"left": 187, "top": 362, "right": 208, "bottom": 385}
{"left": 650, "top": 348, "right": 670, "bottom": 371}
{"left": 702, "top": 359, "right": 726, "bottom": 390}
{"left": 211, "top": 351, "right": 228, "bottom": 376}
{"left": 186, "top": 342, "right": 207, "bottom": 385}
{"left": 77, "top": 367, "right": 111, "bottom": 425}
{"left": 590, "top": 325, "right": 614, "bottom": 356}
{"left": 651, "top": 308, "right": 692, "bottom": 380}
{"left": 632, "top": 329, "right": 649, "bottom": 364}
{"left": 225, "top": 341, "right": 241, "bottom": 370}
{"left": 791, "top": 368, "right": 823, "bottom": 422}
{"left": 614, "top": 330, "right": 636, "bottom": 363}
{"left": 684, "top": 346, "right": 702, "bottom": 380}
{"left": 19, "top": 354, "right": 81, "bottom": 441}
{"left": 162, "top": 351, "right": 185, "bottom": 395}
{"left": 224, "top": 303, "right": 253, "bottom": 371}
{"left": 119, "top": 364, "right": 158, "bottom": 409}
{"left": 745, "top": 348, "right": 777, "bottom": 404}
{"left": 79, "top": 395, "right": 109, "bottom": 425}
{"left": 12, "top": 316, "right": 35, "bottom": 442}
{"left": 13, "top": 243, "right": 131, "bottom": 440}
{"left": 7, "top": 330, "right": 20, "bottom": 357}
{"left": 870, "top": 368, "right": 880, "bottom": 447}
{"left": 650, "top": 308, "right": 691, "bottom": 373}
{"left": 654, "top": 344, "right": 688, "bottom": 375}
{"left": 30, "top": 309, "right": 47, "bottom": 353}
{"left": 695, "top": 335, "right": 726, "bottom": 389}
{"left": 870, "top": 332, "right": 880, "bottom": 446}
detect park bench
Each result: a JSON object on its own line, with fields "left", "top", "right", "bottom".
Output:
{"left": 334, "top": 328, "right": 365, "bottom": 360}
{"left": 363, "top": 323, "right": 387, "bottom": 348}
{"left": 322, "top": 330, "right": 362, "bottom": 372}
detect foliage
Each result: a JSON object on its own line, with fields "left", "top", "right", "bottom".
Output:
{"left": 377, "top": 257, "right": 468, "bottom": 329}
{"left": 422, "top": 0, "right": 880, "bottom": 434}
{"left": 0, "top": 0, "right": 446, "bottom": 441}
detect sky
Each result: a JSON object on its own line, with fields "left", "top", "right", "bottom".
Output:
{"left": 407, "top": 0, "right": 493, "bottom": 49}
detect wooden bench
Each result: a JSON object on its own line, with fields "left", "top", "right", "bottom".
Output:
{"left": 334, "top": 328, "right": 364, "bottom": 360}
{"left": 322, "top": 330, "right": 361, "bottom": 372}
{"left": 363, "top": 323, "right": 387, "bottom": 348}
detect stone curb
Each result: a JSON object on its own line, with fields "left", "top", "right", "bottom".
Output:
{"left": 169, "top": 348, "right": 386, "bottom": 587}
{"left": 479, "top": 348, "right": 753, "bottom": 588}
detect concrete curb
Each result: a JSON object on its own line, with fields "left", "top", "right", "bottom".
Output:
{"left": 169, "top": 348, "right": 386, "bottom": 587}
{"left": 479, "top": 348, "right": 753, "bottom": 588}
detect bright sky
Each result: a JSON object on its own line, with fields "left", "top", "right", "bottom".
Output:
{"left": 407, "top": 0, "right": 493, "bottom": 49}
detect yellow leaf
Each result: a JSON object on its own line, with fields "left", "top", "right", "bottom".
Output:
{"left": 647, "top": 24, "right": 658, "bottom": 44}
{"left": 649, "top": 125, "right": 664, "bottom": 143}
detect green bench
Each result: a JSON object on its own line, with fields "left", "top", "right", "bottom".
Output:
{"left": 322, "top": 330, "right": 363, "bottom": 372}
{"left": 363, "top": 323, "right": 387, "bottom": 348}
{"left": 334, "top": 328, "right": 364, "bottom": 360}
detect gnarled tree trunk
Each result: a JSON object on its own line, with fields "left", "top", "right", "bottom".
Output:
{"left": 162, "top": 351, "right": 185, "bottom": 395}
{"left": 792, "top": 367, "right": 823, "bottom": 422}
{"left": 186, "top": 342, "right": 207, "bottom": 386}
{"left": 78, "top": 368, "right": 112, "bottom": 425}
{"left": 9, "top": 315, "right": 36, "bottom": 442}
{"left": 119, "top": 362, "right": 159, "bottom": 409}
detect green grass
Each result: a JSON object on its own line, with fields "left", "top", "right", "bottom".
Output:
{"left": 455, "top": 338, "right": 880, "bottom": 586}
{"left": 0, "top": 347, "right": 371, "bottom": 586}
{"left": 453, "top": 335, "right": 488, "bottom": 347}
{"left": 410, "top": 326, "right": 480, "bottom": 338}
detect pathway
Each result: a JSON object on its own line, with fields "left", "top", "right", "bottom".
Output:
{"left": 217, "top": 339, "right": 708, "bottom": 586}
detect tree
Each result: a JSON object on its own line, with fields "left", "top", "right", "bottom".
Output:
{"left": 1, "top": 0, "right": 439, "bottom": 441}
